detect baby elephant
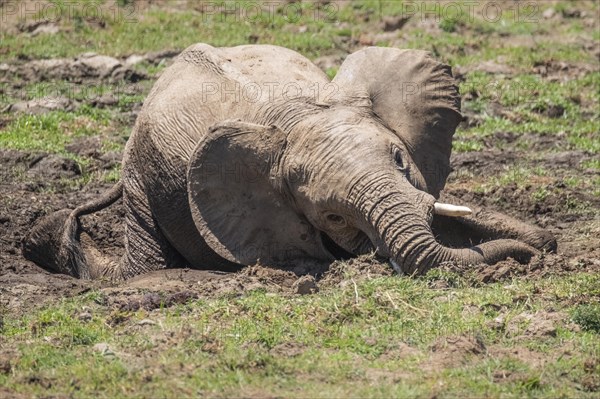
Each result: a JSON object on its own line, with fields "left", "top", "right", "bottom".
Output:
{"left": 23, "top": 44, "right": 556, "bottom": 280}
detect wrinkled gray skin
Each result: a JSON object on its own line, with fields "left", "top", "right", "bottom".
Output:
{"left": 23, "top": 44, "right": 556, "bottom": 280}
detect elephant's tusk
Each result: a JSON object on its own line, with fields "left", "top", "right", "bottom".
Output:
{"left": 433, "top": 203, "right": 473, "bottom": 217}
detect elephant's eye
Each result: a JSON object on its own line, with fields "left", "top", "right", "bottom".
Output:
{"left": 325, "top": 213, "right": 347, "bottom": 228}
{"left": 393, "top": 146, "right": 406, "bottom": 171}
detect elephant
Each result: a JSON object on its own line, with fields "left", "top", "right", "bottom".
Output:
{"left": 22, "top": 43, "right": 557, "bottom": 281}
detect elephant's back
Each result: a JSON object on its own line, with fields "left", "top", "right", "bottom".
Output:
{"left": 219, "top": 44, "right": 330, "bottom": 101}
{"left": 146, "top": 43, "right": 329, "bottom": 105}
{"left": 134, "top": 43, "right": 330, "bottom": 160}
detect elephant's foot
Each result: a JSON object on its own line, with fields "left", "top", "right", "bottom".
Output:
{"left": 22, "top": 209, "right": 86, "bottom": 278}
{"left": 513, "top": 227, "right": 557, "bottom": 253}
{"left": 22, "top": 209, "right": 123, "bottom": 281}
{"left": 79, "top": 233, "right": 125, "bottom": 281}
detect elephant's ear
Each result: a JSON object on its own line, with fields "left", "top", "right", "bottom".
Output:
{"left": 332, "top": 48, "right": 462, "bottom": 198}
{"left": 187, "top": 120, "right": 330, "bottom": 266}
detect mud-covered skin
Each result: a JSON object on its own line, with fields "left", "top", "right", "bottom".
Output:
{"left": 22, "top": 44, "right": 556, "bottom": 280}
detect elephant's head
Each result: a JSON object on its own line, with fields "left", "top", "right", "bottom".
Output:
{"left": 187, "top": 48, "right": 537, "bottom": 274}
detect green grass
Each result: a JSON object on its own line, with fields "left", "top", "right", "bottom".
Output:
{"left": 462, "top": 164, "right": 597, "bottom": 215}
{"left": 453, "top": 139, "right": 483, "bottom": 152}
{"left": 572, "top": 304, "right": 600, "bottom": 333}
{"left": 455, "top": 114, "right": 599, "bottom": 154}
{"left": 582, "top": 159, "right": 600, "bottom": 170}
{"left": 0, "top": 106, "right": 111, "bottom": 153}
{"left": 0, "top": 1, "right": 342, "bottom": 60}
{"left": 1, "top": 271, "right": 599, "bottom": 397}
{"left": 455, "top": 72, "right": 599, "bottom": 153}
{"left": 1, "top": 0, "right": 596, "bottom": 68}
{"left": 0, "top": 104, "right": 126, "bottom": 185}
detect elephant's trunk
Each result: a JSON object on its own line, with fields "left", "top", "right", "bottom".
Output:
{"left": 359, "top": 181, "right": 538, "bottom": 275}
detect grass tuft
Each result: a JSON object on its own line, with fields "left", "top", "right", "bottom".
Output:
{"left": 572, "top": 305, "right": 600, "bottom": 334}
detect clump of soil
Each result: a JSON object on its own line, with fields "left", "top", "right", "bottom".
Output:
{"left": 3, "top": 54, "right": 147, "bottom": 84}
{"left": 319, "top": 255, "right": 393, "bottom": 288}
{"left": 425, "top": 335, "right": 487, "bottom": 369}
{"left": 270, "top": 342, "right": 307, "bottom": 358}
{"left": 5, "top": 96, "right": 76, "bottom": 115}
{"left": 435, "top": 252, "right": 600, "bottom": 286}
{"left": 27, "top": 154, "right": 82, "bottom": 179}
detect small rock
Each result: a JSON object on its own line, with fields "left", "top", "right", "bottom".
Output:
{"left": 31, "top": 23, "right": 59, "bottom": 36}
{"left": 542, "top": 8, "right": 556, "bottom": 19}
{"left": 382, "top": 15, "right": 410, "bottom": 32}
{"left": 137, "top": 319, "right": 157, "bottom": 326}
{"left": 125, "top": 54, "right": 146, "bottom": 66}
{"left": 78, "top": 311, "right": 92, "bottom": 322}
{"left": 486, "top": 315, "right": 505, "bottom": 331}
{"left": 476, "top": 60, "right": 514, "bottom": 75}
{"left": 292, "top": 275, "right": 319, "bottom": 295}
{"left": 93, "top": 342, "right": 114, "bottom": 356}
{"left": 6, "top": 96, "right": 74, "bottom": 115}
{"left": 15, "top": 54, "right": 146, "bottom": 83}
{"left": 75, "top": 54, "right": 121, "bottom": 79}
{"left": 91, "top": 94, "right": 118, "bottom": 108}
{"left": 20, "top": 59, "right": 71, "bottom": 81}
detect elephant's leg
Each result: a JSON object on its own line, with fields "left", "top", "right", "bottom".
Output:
{"left": 117, "top": 178, "right": 190, "bottom": 280}
{"left": 432, "top": 194, "right": 557, "bottom": 252}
